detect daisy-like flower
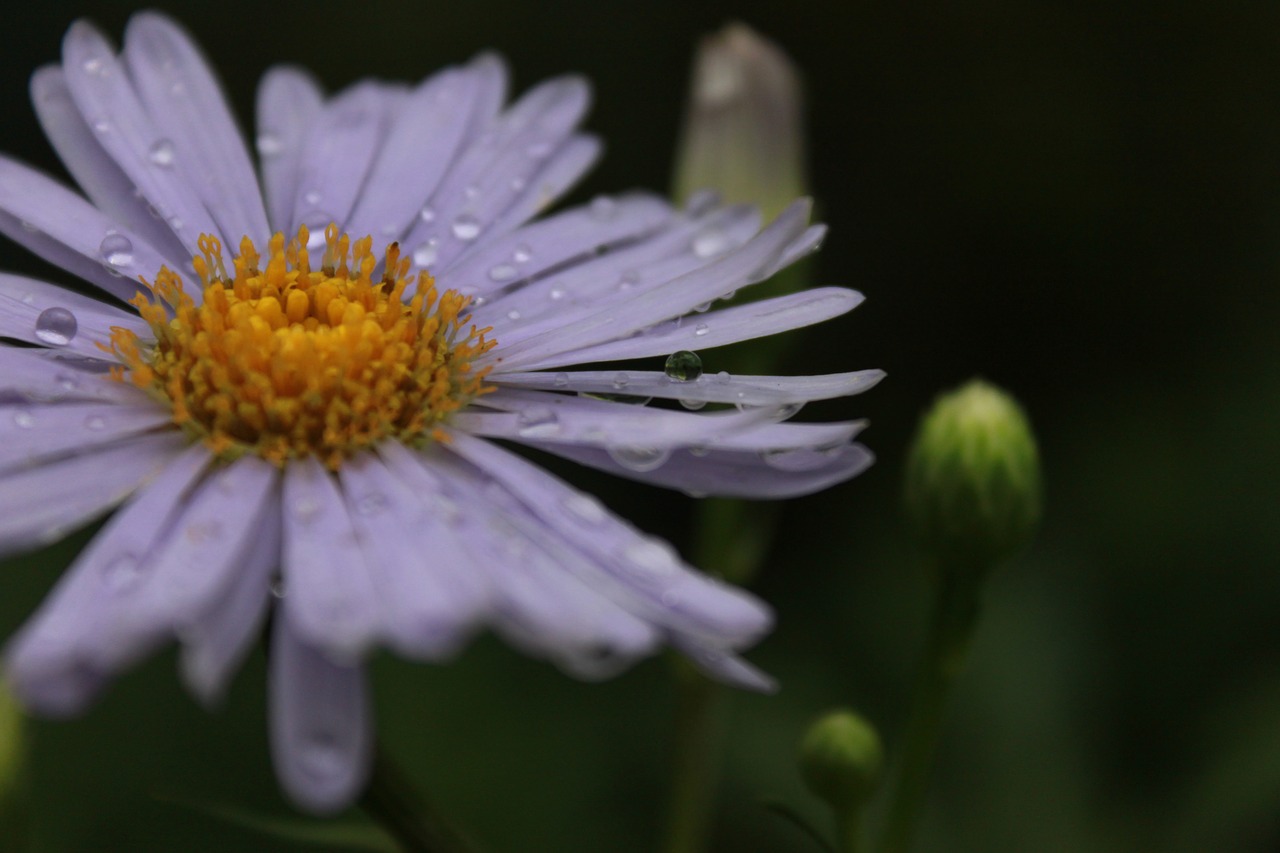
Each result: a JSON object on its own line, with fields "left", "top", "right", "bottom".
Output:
{"left": 0, "top": 13, "right": 880, "bottom": 812}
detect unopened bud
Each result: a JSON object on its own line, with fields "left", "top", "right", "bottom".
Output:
{"left": 673, "top": 23, "right": 805, "bottom": 221}
{"left": 799, "top": 709, "right": 884, "bottom": 813}
{"left": 904, "top": 380, "right": 1042, "bottom": 569}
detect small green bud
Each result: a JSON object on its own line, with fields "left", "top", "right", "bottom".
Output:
{"left": 799, "top": 709, "right": 884, "bottom": 813}
{"left": 673, "top": 22, "right": 806, "bottom": 221}
{"left": 904, "top": 379, "right": 1042, "bottom": 569}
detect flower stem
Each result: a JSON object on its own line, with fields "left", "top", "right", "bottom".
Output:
{"left": 658, "top": 498, "right": 779, "bottom": 853}
{"left": 360, "top": 744, "right": 474, "bottom": 853}
{"left": 878, "top": 561, "right": 984, "bottom": 853}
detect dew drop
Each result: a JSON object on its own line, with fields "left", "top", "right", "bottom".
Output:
{"left": 516, "top": 405, "right": 561, "bottom": 438}
{"left": 693, "top": 301, "right": 712, "bottom": 313}
{"left": 715, "top": 370, "right": 732, "bottom": 384}
{"left": 589, "top": 196, "right": 616, "bottom": 220}
{"left": 488, "top": 263, "right": 518, "bottom": 282}
{"left": 303, "top": 190, "right": 322, "bottom": 206}
{"left": 563, "top": 493, "right": 605, "bottom": 524}
{"left": 451, "top": 215, "right": 482, "bottom": 241}
{"left": 623, "top": 538, "right": 679, "bottom": 576}
{"left": 513, "top": 244, "right": 534, "bottom": 264}
{"left": 693, "top": 323, "right": 709, "bottom": 337}
{"left": 11, "top": 410, "right": 34, "bottom": 429}
{"left": 270, "top": 577, "right": 286, "bottom": 598}
{"left": 553, "top": 372, "right": 570, "bottom": 388}
{"left": 83, "top": 57, "right": 105, "bottom": 75}
{"left": 689, "top": 445, "right": 710, "bottom": 457}
{"left": 510, "top": 176, "right": 528, "bottom": 192}
{"left": 526, "top": 140, "right": 554, "bottom": 160}
{"left": 761, "top": 448, "right": 828, "bottom": 472}
{"left": 616, "top": 272, "right": 638, "bottom": 292}
{"left": 611, "top": 372, "right": 629, "bottom": 390}
{"left": 256, "top": 131, "right": 283, "bottom": 157}
{"left": 549, "top": 285, "right": 566, "bottom": 301}
{"left": 606, "top": 446, "right": 671, "bottom": 472}
{"left": 506, "top": 309, "right": 522, "bottom": 322}
{"left": 35, "top": 307, "right": 78, "bottom": 346}
{"left": 292, "top": 497, "right": 321, "bottom": 524}
{"left": 19, "top": 220, "right": 39, "bottom": 234}
{"left": 98, "top": 233, "right": 134, "bottom": 268}
{"left": 464, "top": 184, "right": 481, "bottom": 201}
{"left": 692, "top": 230, "right": 728, "bottom": 258}
{"left": 664, "top": 350, "right": 703, "bottom": 382}
{"left": 419, "top": 204, "right": 436, "bottom": 224}
{"left": 102, "top": 552, "right": 143, "bottom": 591}
{"left": 355, "top": 492, "right": 388, "bottom": 516}
{"left": 84, "top": 415, "right": 106, "bottom": 431}
{"left": 92, "top": 118, "right": 111, "bottom": 134}
{"left": 147, "top": 138, "right": 176, "bottom": 167}
{"left": 412, "top": 239, "right": 439, "bottom": 268}
{"left": 679, "top": 398, "right": 708, "bottom": 411}
{"left": 55, "top": 373, "right": 80, "bottom": 392}
{"left": 166, "top": 215, "right": 184, "bottom": 231}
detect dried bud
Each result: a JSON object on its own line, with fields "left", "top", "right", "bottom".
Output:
{"left": 904, "top": 380, "right": 1042, "bottom": 569}
{"left": 673, "top": 23, "right": 805, "bottom": 221}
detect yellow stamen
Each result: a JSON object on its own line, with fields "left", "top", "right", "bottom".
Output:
{"left": 106, "top": 225, "right": 496, "bottom": 469}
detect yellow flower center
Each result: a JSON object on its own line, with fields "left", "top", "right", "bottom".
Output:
{"left": 107, "top": 225, "right": 495, "bottom": 469}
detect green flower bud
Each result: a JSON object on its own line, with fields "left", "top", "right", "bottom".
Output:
{"left": 904, "top": 379, "right": 1042, "bottom": 569}
{"left": 673, "top": 22, "right": 806, "bottom": 221}
{"left": 799, "top": 709, "right": 884, "bottom": 813}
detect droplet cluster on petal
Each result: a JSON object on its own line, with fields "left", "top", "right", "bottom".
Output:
{"left": 107, "top": 225, "right": 496, "bottom": 468}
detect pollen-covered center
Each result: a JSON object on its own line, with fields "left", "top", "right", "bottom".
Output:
{"left": 108, "top": 225, "right": 496, "bottom": 469}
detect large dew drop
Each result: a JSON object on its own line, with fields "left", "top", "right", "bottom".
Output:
{"left": 607, "top": 445, "right": 671, "bottom": 472}
{"left": 34, "top": 307, "right": 78, "bottom": 347}
{"left": 98, "top": 233, "right": 134, "bottom": 268}
{"left": 664, "top": 350, "right": 703, "bottom": 382}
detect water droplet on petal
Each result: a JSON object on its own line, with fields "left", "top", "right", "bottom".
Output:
{"left": 694, "top": 323, "right": 709, "bottom": 337}
{"left": 303, "top": 190, "right": 322, "bottom": 206}
{"left": 623, "top": 537, "right": 679, "bottom": 576}
{"left": 451, "top": 215, "right": 482, "bottom": 241}
{"left": 256, "top": 131, "right": 283, "bottom": 157}
{"left": 616, "top": 272, "right": 638, "bottom": 292}
{"left": 664, "top": 350, "right": 703, "bottom": 382}
{"left": 412, "top": 239, "right": 439, "bottom": 268}
{"left": 12, "top": 410, "right": 34, "bottom": 429}
{"left": 680, "top": 398, "right": 708, "bottom": 411}
{"left": 84, "top": 415, "right": 106, "bottom": 431}
{"left": 506, "top": 309, "right": 522, "bottom": 322}
{"left": 607, "top": 446, "right": 670, "bottom": 472}
{"left": 513, "top": 244, "right": 533, "bottom": 264}
{"left": 692, "top": 230, "right": 728, "bottom": 258}
{"left": 99, "top": 233, "right": 134, "bottom": 269}
{"left": 553, "top": 372, "right": 570, "bottom": 388}
{"left": 19, "top": 220, "right": 39, "bottom": 234}
{"left": 589, "top": 196, "right": 616, "bottom": 220}
{"left": 148, "top": 138, "right": 175, "bottom": 167}
{"left": 355, "top": 492, "right": 388, "bottom": 516}
{"left": 419, "top": 204, "right": 436, "bottom": 224}
{"left": 563, "top": 493, "right": 605, "bottom": 523}
{"left": 92, "top": 118, "right": 111, "bottom": 134}
{"left": 611, "top": 372, "right": 629, "bottom": 390}
{"left": 526, "top": 140, "right": 554, "bottom": 160}
{"left": 715, "top": 370, "right": 732, "bottom": 384}
{"left": 292, "top": 497, "right": 321, "bottom": 524}
{"left": 35, "top": 307, "right": 78, "bottom": 346}
{"left": 516, "top": 405, "right": 561, "bottom": 438}
{"left": 83, "top": 57, "right": 105, "bottom": 74}
{"left": 549, "top": 286, "right": 566, "bottom": 301}
{"left": 488, "top": 264, "right": 518, "bottom": 282}
{"left": 102, "top": 552, "right": 143, "bottom": 591}
{"left": 510, "top": 176, "right": 528, "bottom": 192}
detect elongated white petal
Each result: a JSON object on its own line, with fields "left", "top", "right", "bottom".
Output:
{"left": 493, "top": 368, "right": 885, "bottom": 405}
{"left": 0, "top": 401, "right": 170, "bottom": 476}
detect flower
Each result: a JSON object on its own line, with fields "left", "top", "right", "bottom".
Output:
{"left": 0, "top": 13, "right": 880, "bottom": 812}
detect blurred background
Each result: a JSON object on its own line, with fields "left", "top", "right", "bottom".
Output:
{"left": 1, "top": 0, "right": 1278, "bottom": 850}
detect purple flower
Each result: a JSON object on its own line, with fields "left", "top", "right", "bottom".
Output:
{"left": 0, "top": 13, "right": 880, "bottom": 812}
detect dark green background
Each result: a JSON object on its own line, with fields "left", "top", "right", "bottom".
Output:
{"left": 1, "top": 1, "right": 1277, "bottom": 850}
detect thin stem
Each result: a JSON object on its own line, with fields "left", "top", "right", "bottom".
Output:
{"left": 836, "top": 810, "right": 865, "bottom": 853}
{"left": 658, "top": 499, "right": 780, "bottom": 853}
{"left": 878, "top": 564, "right": 984, "bottom": 853}
{"left": 360, "top": 745, "right": 474, "bottom": 853}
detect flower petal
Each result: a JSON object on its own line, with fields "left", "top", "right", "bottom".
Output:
{"left": 442, "top": 431, "right": 774, "bottom": 647}
{"left": 3, "top": 443, "right": 212, "bottom": 715}
{"left": 493, "top": 368, "right": 885, "bottom": 405}
{"left": 61, "top": 20, "right": 223, "bottom": 255}
{"left": 0, "top": 154, "right": 179, "bottom": 302}
{"left": 30, "top": 65, "right": 190, "bottom": 262}
{"left": 0, "top": 272, "right": 149, "bottom": 358}
{"left": 0, "top": 400, "right": 170, "bottom": 476}
{"left": 531, "top": 440, "right": 875, "bottom": 499}
{"left": 0, "top": 347, "right": 143, "bottom": 405}
{"left": 280, "top": 456, "right": 381, "bottom": 659}
{"left": 269, "top": 613, "right": 373, "bottom": 815}
{"left": 256, "top": 66, "right": 324, "bottom": 234}
{"left": 123, "top": 12, "right": 271, "bottom": 243}
{"left": 338, "top": 451, "right": 487, "bottom": 660}
{"left": 484, "top": 133, "right": 601, "bottom": 238}
{"left": 0, "top": 430, "right": 188, "bottom": 560}
{"left": 517, "top": 287, "right": 864, "bottom": 370}
{"left": 179, "top": 496, "right": 280, "bottom": 706}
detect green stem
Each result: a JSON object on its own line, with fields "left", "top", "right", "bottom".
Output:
{"left": 658, "top": 499, "right": 779, "bottom": 853}
{"left": 360, "top": 745, "right": 474, "bottom": 853}
{"left": 878, "top": 562, "right": 984, "bottom": 853}
{"left": 836, "top": 810, "right": 865, "bottom": 853}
